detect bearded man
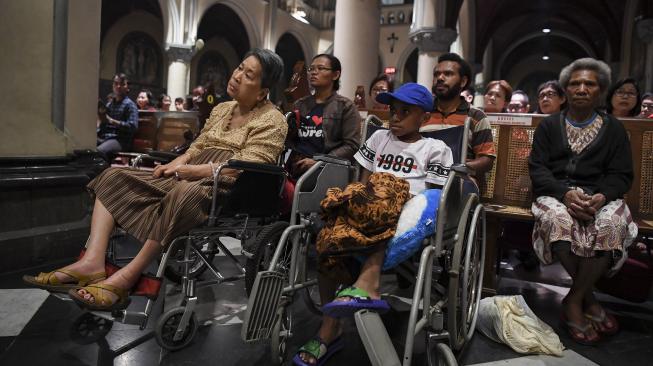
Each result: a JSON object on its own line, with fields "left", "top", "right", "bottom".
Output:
{"left": 421, "top": 53, "right": 495, "bottom": 184}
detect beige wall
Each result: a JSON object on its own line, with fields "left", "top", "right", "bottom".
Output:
{"left": 65, "top": 1, "right": 102, "bottom": 153}
{"left": 0, "top": 0, "right": 100, "bottom": 157}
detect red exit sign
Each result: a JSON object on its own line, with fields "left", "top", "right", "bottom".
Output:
{"left": 384, "top": 67, "right": 396, "bottom": 74}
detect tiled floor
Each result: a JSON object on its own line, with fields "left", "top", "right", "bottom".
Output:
{"left": 1, "top": 239, "right": 652, "bottom": 366}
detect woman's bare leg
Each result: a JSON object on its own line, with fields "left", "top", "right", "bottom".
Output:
{"left": 54, "top": 199, "right": 115, "bottom": 281}
{"left": 78, "top": 239, "right": 162, "bottom": 303}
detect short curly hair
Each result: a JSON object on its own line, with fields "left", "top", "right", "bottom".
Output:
{"left": 559, "top": 58, "right": 611, "bottom": 92}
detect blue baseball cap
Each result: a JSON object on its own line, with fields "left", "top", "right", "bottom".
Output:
{"left": 376, "top": 82, "right": 434, "bottom": 112}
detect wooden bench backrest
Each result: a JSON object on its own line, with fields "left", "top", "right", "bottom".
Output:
{"left": 481, "top": 113, "right": 653, "bottom": 221}
{"left": 154, "top": 111, "right": 199, "bottom": 152}
{"left": 132, "top": 111, "right": 157, "bottom": 152}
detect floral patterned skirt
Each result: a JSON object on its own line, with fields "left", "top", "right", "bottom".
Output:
{"left": 531, "top": 196, "right": 638, "bottom": 275}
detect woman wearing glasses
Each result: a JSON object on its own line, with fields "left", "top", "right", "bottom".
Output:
{"left": 536, "top": 80, "right": 567, "bottom": 114}
{"left": 286, "top": 54, "right": 361, "bottom": 178}
{"left": 606, "top": 78, "right": 642, "bottom": 118}
{"left": 368, "top": 73, "right": 394, "bottom": 110}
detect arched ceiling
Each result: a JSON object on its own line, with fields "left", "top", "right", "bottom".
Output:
{"left": 474, "top": 0, "right": 626, "bottom": 66}
{"left": 100, "top": 0, "right": 162, "bottom": 43}
{"left": 197, "top": 4, "right": 250, "bottom": 59}
{"left": 275, "top": 33, "right": 306, "bottom": 85}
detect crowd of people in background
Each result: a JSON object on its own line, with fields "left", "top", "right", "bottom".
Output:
{"left": 476, "top": 76, "right": 652, "bottom": 118}
{"left": 95, "top": 52, "right": 653, "bottom": 163}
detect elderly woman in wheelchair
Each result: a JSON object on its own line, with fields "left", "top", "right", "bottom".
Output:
{"left": 24, "top": 48, "right": 288, "bottom": 312}
{"left": 294, "top": 83, "right": 454, "bottom": 365}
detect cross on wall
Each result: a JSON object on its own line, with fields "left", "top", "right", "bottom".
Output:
{"left": 387, "top": 32, "right": 399, "bottom": 53}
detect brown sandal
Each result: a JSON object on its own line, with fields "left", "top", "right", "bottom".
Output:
{"left": 585, "top": 309, "right": 619, "bottom": 336}
{"left": 23, "top": 269, "right": 106, "bottom": 293}
{"left": 68, "top": 283, "right": 131, "bottom": 311}
{"left": 561, "top": 314, "right": 601, "bottom": 346}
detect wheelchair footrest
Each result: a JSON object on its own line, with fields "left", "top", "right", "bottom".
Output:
{"left": 241, "top": 270, "right": 285, "bottom": 342}
{"left": 78, "top": 249, "right": 162, "bottom": 300}
{"left": 355, "top": 309, "right": 401, "bottom": 366}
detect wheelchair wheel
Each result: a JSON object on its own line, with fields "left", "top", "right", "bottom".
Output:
{"left": 164, "top": 236, "right": 217, "bottom": 284}
{"left": 426, "top": 341, "right": 457, "bottom": 366}
{"left": 447, "top": 195, "right": 485, "bottom": 351}
{"left": 155, "top": 306, "right": 198, "bottom": 351}
{"left": 245, "top": 221, "right": 290, "bottom": 296}
{"left": 69, "top": 313, "right": 113, "bottom": 345}
{"left": 270, "top": 304, "right": 292, "bottom": 364}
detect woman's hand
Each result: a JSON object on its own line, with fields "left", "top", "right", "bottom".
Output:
{"left": 587, "top": 193, "right": 606, "bottom": 213}
{"left": 295, "top": 158, "right": 317, "bottom": 173}
{"left": 174, "top": 164, "right": 212, "bottom": 181}
{"left": 563, "top": 189, "right": 593, "bottom": 221}
{"left": 563, "top": 190, "right": 605, "bottom": 221}
{"left": 153, "top": 162, "right": 182, "bottom": 178}
{"left": 152, "top": 154, "right": 191, "bottom": 178}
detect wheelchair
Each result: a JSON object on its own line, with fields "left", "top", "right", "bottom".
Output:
{"left": 241, "top": 154, "right": 353, "bottom": 363}
{"left": 242, "top": 115, "right": 486, "bottom": 365}
{"left": 54, "top": 154, "right": 287, "bottom": 354}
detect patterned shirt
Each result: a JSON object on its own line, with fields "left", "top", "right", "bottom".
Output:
{"left": 100, "top": 96, "right": 139, "bottom": 141}
{"left": 565, "top": 114, "right": 603, "bottom": 154}
{"left": 185, "top": 101, "right": 288, "bottom": 163}
{"left": 420, "top": 98, "right": 496, "bottom": 160}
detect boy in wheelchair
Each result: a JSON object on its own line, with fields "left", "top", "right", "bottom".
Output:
{"left": 295, "top": 83, "right": 453, "bottom": 365}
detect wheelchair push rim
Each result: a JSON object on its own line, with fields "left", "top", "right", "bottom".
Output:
{"left": 447, "top": 193, "right": 484, "bottom": 351}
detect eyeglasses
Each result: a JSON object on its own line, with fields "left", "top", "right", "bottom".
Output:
{"left": 538, "top": 91, "right": 559, "bottom": 100}
{"left": 372, "top": 87, "right": 389, "bottom": 94}
{"left": 307, "top": 66, "right": 332, "bottom": 73}
{"left": 615, "top": 90, "right": 637, "bottom": 98}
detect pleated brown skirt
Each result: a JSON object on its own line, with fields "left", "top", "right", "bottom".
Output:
{"left": 87, "top": 148, "right": 234, "bottom": 248}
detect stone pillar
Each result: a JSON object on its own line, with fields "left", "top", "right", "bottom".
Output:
{"left": 409, "top": 0, "right": 457, "bottom": 89}
{"left": 0, "top": 0, "right": 101, "bottom": 156}
{"left": 265, "top": 0, "right": 278, "bottom": 50}
{"left": 410, "top": 28, "right": 457, "bottom": 89}
{"left": 333, "top": 0, "right": 380, "bottom": 100}
{"left": 636, "top": 18, "right": 653, "bottom": 92}
{"left": 165, "top": 45, "right": 195, "bottom": 100}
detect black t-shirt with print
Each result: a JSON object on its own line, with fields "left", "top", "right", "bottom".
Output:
{"left": 294, "top": 103, "right": 326, "bottom": 157}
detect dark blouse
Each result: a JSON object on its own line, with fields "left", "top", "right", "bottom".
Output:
{"left": 528, "top": 111, "right": 633, "bottom": 202}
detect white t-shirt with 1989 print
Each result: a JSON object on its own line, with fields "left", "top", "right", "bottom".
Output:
{"left": 354, "top": 129, "right": 453, "bottom": 195}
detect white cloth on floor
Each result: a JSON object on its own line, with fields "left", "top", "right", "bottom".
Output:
{"left": 476, "top": 295, "right": 564, "bottom": 356}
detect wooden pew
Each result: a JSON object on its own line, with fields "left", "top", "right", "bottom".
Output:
{"left": 132, "top": 110, "right": 157, "bottom": 152}
{"left": 154, "top": 111, "right": 199, "bottom": 152}
{"left": 480, "top": 113, "right": 653, "bottom": 294}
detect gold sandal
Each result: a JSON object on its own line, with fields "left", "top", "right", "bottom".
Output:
{"left": 68, "top": 283, "right": 131, "bottom": 311}
{"left": 23, "top": 269, "right": 106, "bottom": 293}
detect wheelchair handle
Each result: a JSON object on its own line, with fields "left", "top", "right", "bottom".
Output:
{"left": 312, "top": 154, "right": 351, "bottom": 166}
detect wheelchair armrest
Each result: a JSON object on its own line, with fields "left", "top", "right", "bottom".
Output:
{"left": 313, "top": 154, "right": 351, "bottom": 166}
{"left": 226, "top": 159, "right": 285, "bottom": 174}
{"left": 148, "top": 151, "right": 181, "bottom": 162}
{"left": 451, "top": 163, "right": 474, "bottom": 176}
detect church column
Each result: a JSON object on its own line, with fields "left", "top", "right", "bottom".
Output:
{"left": 333, "top": 0, "right": 380, "bottom": 100}
{"left": 409, "top": 0, "right": 457, "bottom": 88}
{"left": 636, "top": 18, "right": 653, "bottom": 92}
{"left": 165, "top": 45, "right": 195, "bottom": 100}
{"left": 265, "top": 0, "right": 278, "bottom": 50}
